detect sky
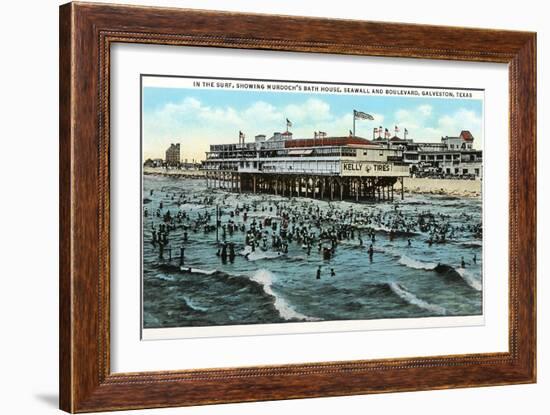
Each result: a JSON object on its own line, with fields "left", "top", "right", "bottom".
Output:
{"left": 142, "top": 86, "right": 483, "bottom": 162}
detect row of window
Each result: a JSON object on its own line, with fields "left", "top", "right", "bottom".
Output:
{"left": 445, "top": 167, "right": 481, "bottom": 176}
{"left": 449, "top": 143, "right": 473, "bottom": 149}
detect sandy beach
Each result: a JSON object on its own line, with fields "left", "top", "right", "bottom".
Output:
{"left": 403, "top": 177, "right": 481, "bottom": 198}
{"left": 144, "top": 167, "right": 205, "bottom": 178}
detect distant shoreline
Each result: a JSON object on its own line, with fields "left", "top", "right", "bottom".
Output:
{"left": 143, "top": 167, "right": 481, "bottom": 198}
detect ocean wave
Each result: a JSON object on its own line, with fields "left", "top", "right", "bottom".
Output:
{"left": 180, "top": 268, "right": 300, "bottom": 322}
{"left": 251, "top": 269, "right": 317, "bottom": 322}
{"left": 370, "top": 224, "right": 392, "bottom": 233}
{"left": 179, "top": 266, "right": 216, "bottom": 275}
{"left": 240, "top": 245, "right": 283, "bottom": 261}
{"left": 456, "top": 268, "right": 482, "bottom": 291}
{"left": 182, "top": 296, "right": 208, "bottom": 312}
{"left": 248, "top": 251, "right": 283, "bottom": 261}
{"left": 152, "top": 273, "right": 175, "bottom": 282}
{"left": 433, "top": 264, "right": 482, "bottom": 291}
{"left": 459, "top": 240, "right": 482, "bottom": 248}
{"left": 398, "top": 255, "right": 438, "bottom": 271}
{"left": 403, "top": 200, "right": 429, "bottom": 206}
{"left": 370, "top": 225, "right": 417, "bottom": 237}
{"left": 442, "top": 202, "right": 470, "bottom": 208}
{"left": 388, "top": 282, "right": 447, "bottom": 315}
{"left": 429, "top": 195, "right": 460, "bottom": 201}
{"left": 396, "top": 256, "right": 482, "bottom": 292}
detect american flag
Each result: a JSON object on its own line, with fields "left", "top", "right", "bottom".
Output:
{"left": 354, "top": 110, "right": 374, "bottom": 120}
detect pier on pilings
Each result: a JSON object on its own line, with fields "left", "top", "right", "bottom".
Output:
{"left": 204, "top": 170, "right": 405, "bottom": 202}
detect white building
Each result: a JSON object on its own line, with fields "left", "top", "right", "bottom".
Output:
{"left": 203, "top": 131, "right": 409, "bottom": 201}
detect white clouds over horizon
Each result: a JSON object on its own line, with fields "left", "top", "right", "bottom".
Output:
{"left": 143, "top": 97, "right": 482, "bottom": 161}
{"left": 392, "top": 104, "right": 482, "bottom": 145}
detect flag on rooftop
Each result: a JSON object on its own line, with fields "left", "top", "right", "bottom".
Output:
{"left": 354, "top": 110, "right": 374, "bottom": 120}
{"left": 286, "top": 118, "right": 293, "bottom": 128}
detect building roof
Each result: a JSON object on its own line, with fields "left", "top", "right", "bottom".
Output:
{"left": 267, "top": 131, "right": 293, "bottom": 141}
{"left": 284, "top": 136, "right": 374, "bottom": 148}
{"left": 443, "top": 131, "right": 475, "bottom": 142}
{"left": 460, "top": 130, "right": 474, "bottom": 141}
{"left": 389, "top": 136, "right": 406, "bottom": 142}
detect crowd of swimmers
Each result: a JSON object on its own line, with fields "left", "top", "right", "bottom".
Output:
{"left": 144, "top": 186, "right": 482, "bottom": 276}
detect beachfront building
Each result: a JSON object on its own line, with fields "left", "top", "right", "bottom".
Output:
{"left": 165, "top": 143, "right": 181, "bottom": 166}
{"left": 144, "top": 158, "right": 164, "bottom": 168}
{"left": 370, "top": 129, "right": 482, "bottom": 179}
{"left": 180, "top": 159, "right": 201, "bottom": 170}
{"left": 408, "top": 148, "right": 482, "bottom": 178}
{"left": 409, "top": 130, "right": 482, "bottom": 179}
{"left": 202, "top": 131, "right": 410, "bottom": 201}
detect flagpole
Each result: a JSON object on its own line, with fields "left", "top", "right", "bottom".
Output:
{"left": 353, "top": 110, "right": 356, "bottom": 137}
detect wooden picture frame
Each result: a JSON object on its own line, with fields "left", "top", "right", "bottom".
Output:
{"left": 59, "top": 2, "right": 536, "bottom": 412}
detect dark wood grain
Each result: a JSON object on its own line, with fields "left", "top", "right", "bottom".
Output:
{"left": 59, "top": 2, "right": 536, "bottom": 412}
{"left": 59, "top": 3, "right": 73, "bottom": 411}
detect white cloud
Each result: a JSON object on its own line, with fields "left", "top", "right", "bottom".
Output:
{"left": 242, "top": 101, "right": 281, "bottom": 123}
{"left": 143, "top": 97, "right": 387, "bottom": 160}
{"left": 418, "top": 104, "right": 433, "bottom": 117}
{"left": 284, "top": 98, "right": 331, "bottom": 122}
{"left": 438, "top": 108, "right": 482, "bottom": 134}
{"left": 390, "top": 104, "right": 482, "bottom": 148}
{"left": 143, "top": 97, "right": 483, "bottom": 161}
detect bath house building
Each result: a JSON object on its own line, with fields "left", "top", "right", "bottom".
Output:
{"left": 202, "top": 131, "right": 410, "bottom": 201}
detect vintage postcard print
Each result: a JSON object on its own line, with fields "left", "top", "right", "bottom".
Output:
{"left": 141, "top": 75, "right": 484, "bottom": 339}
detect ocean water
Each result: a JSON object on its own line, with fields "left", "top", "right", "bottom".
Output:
{"left": 142, "top": 175, "right": 482, "bottom": 329}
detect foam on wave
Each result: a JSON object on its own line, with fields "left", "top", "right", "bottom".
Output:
{"left": 251, "top": 269, "right": 317, "bottom": 322}
{"left": 398, "top": 255, "right": 438, "bottom": 271}
{"left": 388, "top": 282, "right": 447, "bottom": 315}
{"left": 456, "top": 268, "right": 482, "bottom": 291}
